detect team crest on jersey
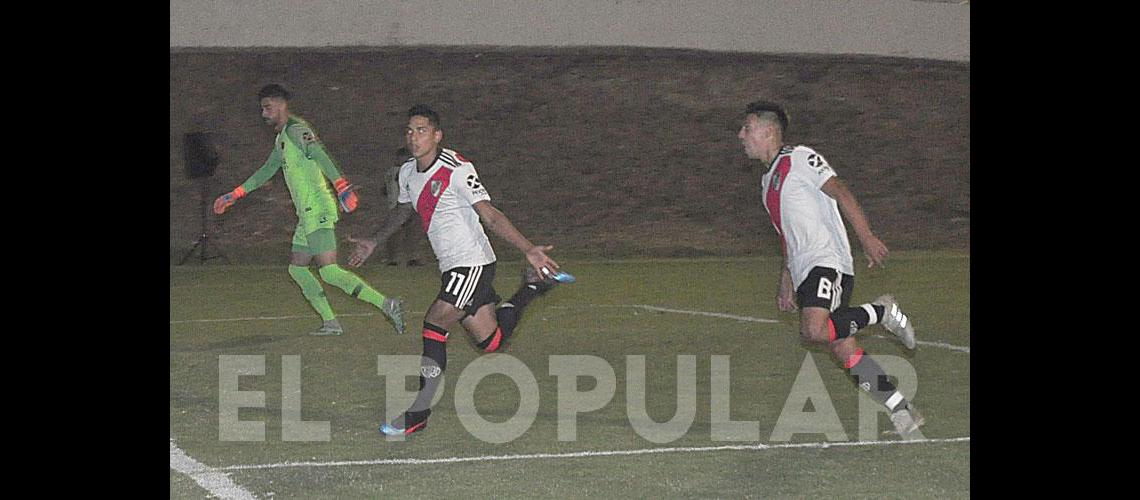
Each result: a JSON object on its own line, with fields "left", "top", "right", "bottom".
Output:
{"left": 431, "top": 180, "right": 443, "bottom": 197}
{"left": 302, "top": 131, "right": 317, "bottom": 143}
{"left": 771, "top": 171, "right": 782, "bottom": 191}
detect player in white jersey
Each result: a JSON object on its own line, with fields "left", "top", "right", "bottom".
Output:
{"left": 348, "top": 105, "right": 572, "bottom": 437}
{"left": 739, "top": 100, "right": 924, "bottom": 439}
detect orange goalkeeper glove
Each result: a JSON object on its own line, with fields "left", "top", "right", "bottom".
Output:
{"left": 213, "top": 186, "right": 246, "bottom": 214}
{"left": 334, "top": 178, "right": 358, "bottom": 213}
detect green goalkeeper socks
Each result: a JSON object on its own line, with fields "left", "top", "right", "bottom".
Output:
{"left": 288, "top": 265, "right": 336, "bottom": 321}
{"left": 289, "top": 264, "right": 389, "bottom": 323}
{"left": 318, "top": 264, "right": 387, "bottom": 309}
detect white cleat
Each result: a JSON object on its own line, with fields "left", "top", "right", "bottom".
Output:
{"left": 906, "top": 402, "right": 925, "bottom": 428}
{"left": 888, "top": 406, "right": 923, "bottom": 440}
{"left": 310, "top": 322, "right": 344, "bottom": 336}
{"left": 382, "top": 297, "right": 407, "bottom": 335}
{"left": 873, "top": 294, "right": 916, "bottom": 350}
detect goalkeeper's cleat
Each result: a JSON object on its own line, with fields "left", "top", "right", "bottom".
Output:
{"left": 334, "top": 178, "right": 359, "bottom": 213}
{"left": 310, "top": 320, "right": 344, "bottom": 336}
{"left": 379, "top": 410, "right": 429, "bottom": 437}
{"left": 381, "top": 297, "right": 407, "bottom": 335}
{"left": 873, "top": 294, "right": 915, "bottom": 350}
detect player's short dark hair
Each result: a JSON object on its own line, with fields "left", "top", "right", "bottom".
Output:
{"left": 408, "top": 104, "right": 441, "bottom": 130}
{"left": 745, "top": 100, "right": 789, "bottom": 133}
{"left": 258, "top": 84, "right": 291, "bottom": 101}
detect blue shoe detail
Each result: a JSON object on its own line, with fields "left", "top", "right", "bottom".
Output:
{"left": 379, "top": 419, "right": 427, "bottom": 436}
{"left": 548, "top": 271, "right": 576, "bottom": 284}
{"left": 378, "top": 422, "right": 403, "bottom": 436}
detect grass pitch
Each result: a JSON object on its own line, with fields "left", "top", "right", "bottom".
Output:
{"left": 170, "top": 252, "right": 969, "bottom": 498}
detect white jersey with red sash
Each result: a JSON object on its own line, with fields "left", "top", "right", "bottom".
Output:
{"left": 760, "top": 145, "right": 854, "bottom": 288}
{"left": 398, "top": 148, "right": 496, "bottom": 272}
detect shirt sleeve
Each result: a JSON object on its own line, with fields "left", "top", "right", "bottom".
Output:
{"left": 792, "top": 148, "right": 836, "bottom": 190}
{"left": 286, "top": 123, "right": 344, "bottom": 181}
{"left": 397, "top": 164, "right": 413, "bottom": 205}
{"left": 454, "top": 163, "right": 491, "bottom": 206}
{"left": 239, "top": 146, "right": 283, "bottom": 193}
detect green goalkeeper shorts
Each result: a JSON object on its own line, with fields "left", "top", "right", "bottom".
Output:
{"left": 292, "top": 219, "right": 337, "bottom": 255}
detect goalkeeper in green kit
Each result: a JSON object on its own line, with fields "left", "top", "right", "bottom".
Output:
{"left": 214, "top": 84, "right": 406, "bottom": 336}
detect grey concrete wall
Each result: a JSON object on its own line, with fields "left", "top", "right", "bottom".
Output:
{"left": 169, "top": 0, "right": 969, "bottom": 61}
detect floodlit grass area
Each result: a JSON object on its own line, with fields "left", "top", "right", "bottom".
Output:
{"left": 170, "top": 252, "right": 969, "bottom": 498}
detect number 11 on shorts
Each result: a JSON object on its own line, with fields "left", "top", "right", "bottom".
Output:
{"left": 445, "top": 271, "right": 465, "bottom": 294}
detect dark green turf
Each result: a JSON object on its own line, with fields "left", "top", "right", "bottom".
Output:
{"left": 170, "top": 252, "right": 969, "bottom": 498}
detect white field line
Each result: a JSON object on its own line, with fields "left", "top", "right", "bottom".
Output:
{"left": 170, "top": 439, "right": 257, "bottom": 500}
{"left": 880, "top": 336, "right": 971, "bottom": 353}
{"left": 169, "top": 304, "right": 969, "bottom": 353}
{"left": 558, "top": 305, "right": 970, "bottom": 352}
{"left": 218, "top": 436, "right": 970, "bottom": 471}
{"left": 579, "top": 304, "right": 781, "bottom": 323}
{"left": 169, "top": 312, "right": 379, "bottom": 324}
{"left": 168, "top": 305, "right": 775, "bottom": 325}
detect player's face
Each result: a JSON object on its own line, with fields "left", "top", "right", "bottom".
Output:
{"left": 260, "top": 97, "right": 288, "bottom": 131}
{"left": 738, "top": 114, "right": 768, "bottom": 160}
{"left": 406, "top": 115, "right": 442, "bottom": 161}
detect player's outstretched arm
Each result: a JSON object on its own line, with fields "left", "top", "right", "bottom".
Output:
{"left": 348, "top": 203, "right": 415, "bottom": 267}
{"left": 821, "top": 177, "right": 888, "bottom": 268}
{"left": 214, "top": 149, "right": 283, "bottom": 215}
{"left": 213, "top": 186, "right": 246, "bottom": 214}
{"left": 472, "top": 200, "right": 559, "bottom": 276}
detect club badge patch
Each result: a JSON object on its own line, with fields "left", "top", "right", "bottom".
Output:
{"left": 431, "top": 180, "right": 443, "bottom": 197}
{"left": 302, "top": 131, "right": 317, "bottom": 143}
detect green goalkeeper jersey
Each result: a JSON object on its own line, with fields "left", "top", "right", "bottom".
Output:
{"left": 239, "top": 116, "right": 344, "bottom": 229}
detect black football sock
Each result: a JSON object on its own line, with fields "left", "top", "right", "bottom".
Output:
{"left": 507, "top": 283, "right": 544, "bottom": 310}
{"left": 829, "top": 304, "right": 887, "bottom": 340}
{"left": 494, "top": 271, "right": 559, "bottom": 341}
{"left": 844, "top": 348, "right": 908, "bottom": 412}
{"left": 406, "top": 322, "right": 449, "bottom": 422}
{"left": 495, "top": 304, "right": 520, "bottom": 341}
